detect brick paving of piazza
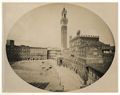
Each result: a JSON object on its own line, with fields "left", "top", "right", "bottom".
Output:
{"left": 11, "top": 59, "right": 83, "bottom": 92}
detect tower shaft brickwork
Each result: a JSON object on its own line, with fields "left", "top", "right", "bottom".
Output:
{"left": 61, "top": 8, "right": 68, "bottom": 49}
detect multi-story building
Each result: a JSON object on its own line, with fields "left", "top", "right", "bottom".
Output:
{"left": 59, "top": 8, "right": 115, "bottom": 86}
{"left": 29, "top": 47, "right": 47, "bottom": 60}
{"left": 6, "top": 40, "right": 47, "bottom": 63}
{"left": 47, "top": 48, "right": 61, "bottom": 59}
{"left": 19, "top": 45, "right": 30, "bottom": 60}
{"left": 86, "top": 63, "right": 106, "bottom": 86}
{"left": 6, "top": 40, "right": 21, "bottom": 62}
{"left": 62, "top": 30, "right": 115, "bottom": 86}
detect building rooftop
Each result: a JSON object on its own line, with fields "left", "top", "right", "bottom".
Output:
{"left": 86, "top": 62, "right": 111, "bottom": 76}
{"left": 70, "top": 34, "right": 99, "bottom": 42}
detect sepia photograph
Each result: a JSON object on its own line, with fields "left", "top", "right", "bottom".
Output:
{"left": 3, "top": 3, "right": 117, "bottom": 92}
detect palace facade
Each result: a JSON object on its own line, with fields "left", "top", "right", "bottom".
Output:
{"left": 61, "top": 30, "right": 115, "bottom": 86}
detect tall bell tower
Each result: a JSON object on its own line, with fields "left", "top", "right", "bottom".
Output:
{"left": 61, "top": 8, "right": 68, "bottom": 49}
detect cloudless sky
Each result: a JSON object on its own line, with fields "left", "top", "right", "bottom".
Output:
{"left": 8, "top": 3, "right": 115, "bottom": 48}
